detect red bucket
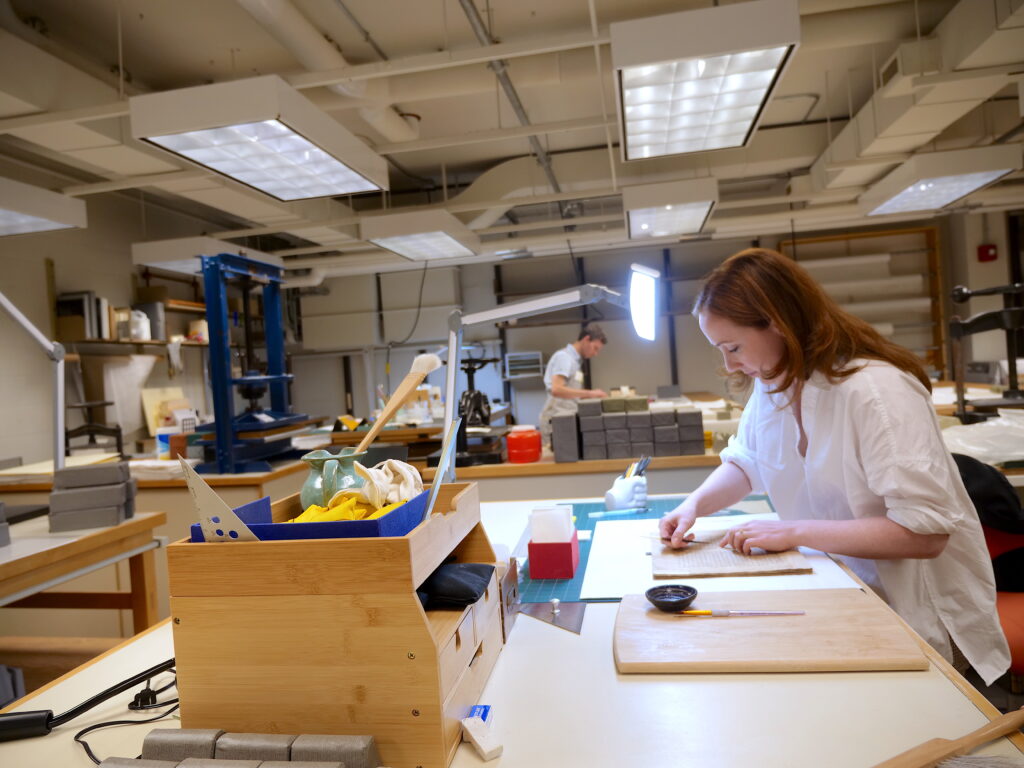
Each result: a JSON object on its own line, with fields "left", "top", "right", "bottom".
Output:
{"left": 507, "top": 427, "right": 542, "bottom": 463}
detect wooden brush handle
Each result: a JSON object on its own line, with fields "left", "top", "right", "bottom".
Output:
{"left": 872, "top": 708, "right": 1024, "bottom": 768}
{"left": 355, "top": 372, "right": 428, "bottom": 454}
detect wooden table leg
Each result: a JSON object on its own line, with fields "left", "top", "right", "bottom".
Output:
{"left": 128, "top": 548, "right": 159, "bottom": 634}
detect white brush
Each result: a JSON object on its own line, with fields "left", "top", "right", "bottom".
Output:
{"left": 356, "top": 353, "right": 443, "bottom": 454}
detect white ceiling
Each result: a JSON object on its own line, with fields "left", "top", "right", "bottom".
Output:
{"left": 1, "top": 0, "right": 1022, "bottom": 280}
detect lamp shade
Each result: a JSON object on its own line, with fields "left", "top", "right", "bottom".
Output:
{"left": 622, "top": 178, "right": 718, "bottom": 238}
{"left": 610, "top": 0, "right": 799, "bottom": 161}
{"left": 130, "top": 75, "right": 388, "bottom": 201}
{"left": 0, "top": 177, "right": 86, "bottom": 236}
{"left": 362, "top": 210, "right": 480, "bottom": 261}
{"left": 860, "top": 144, "right": 1022, "bottom": 216}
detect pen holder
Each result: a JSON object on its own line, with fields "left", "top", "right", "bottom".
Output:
{"left": 527, "top": 529, "right": 580, "bottom": 579}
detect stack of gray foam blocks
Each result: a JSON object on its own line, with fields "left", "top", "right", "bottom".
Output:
{"left": 96, "top": 729, "right": 382, "bottom": 768}
{"left": 49, "top": 461, "right": 136, "bottom": 533}
{"left": 554, "top": 398, "right": 705, "bottom": 462}
{"left": 0, "top": 502, "right": 9, "bottom": 547}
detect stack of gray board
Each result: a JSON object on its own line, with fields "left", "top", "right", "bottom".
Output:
{"left": 568, "top": 399, "right": 705, "bottom": 461}
{"left": 0, "top": 502, "right": 8, "bottom": 547}
{"left": 550, "top": 413, "right": 581, "bottom": 463}
{"left": 49, "top": 461, "right": 137, "bottom": 533}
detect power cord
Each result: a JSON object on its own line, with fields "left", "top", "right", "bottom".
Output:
{"left": 127, "top": 672, "right": 178, "bottom": 711}
{"left": 73, "top": 702, "right": 179, "bottom": 765}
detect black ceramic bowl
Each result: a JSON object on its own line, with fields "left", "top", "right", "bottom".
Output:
{"left": 645, "top": 584, "right": 698, "bottom": 613}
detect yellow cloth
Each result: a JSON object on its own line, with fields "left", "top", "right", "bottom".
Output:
{"left": 289, "top": 496, "right": 407, "bottom": 523}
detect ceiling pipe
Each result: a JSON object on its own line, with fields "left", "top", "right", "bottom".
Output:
{"left": 235, "top": 0, "right": 419, "bottom": 142}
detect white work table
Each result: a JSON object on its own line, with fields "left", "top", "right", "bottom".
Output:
{"left": 0, "top": 494, "right": 1021, "bottom": 767}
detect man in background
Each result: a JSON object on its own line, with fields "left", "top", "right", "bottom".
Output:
{"left": 538, "top": 323, "right": 608, "bottom": 444}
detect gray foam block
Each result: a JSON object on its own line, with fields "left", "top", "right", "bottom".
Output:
{"left": 654, "top": 441, "right": 680, "bottom": 457}
{"left": 98, "top": 760, "right": 179, "bottom": 768}
{"left": 653, "top": 425, "right": 679, "bottom": 443}
{"left": 601, "top": 412, "right": 626, "bottom": 429}
{"left": 215, "top": 732, "right": 297, "bottom": 761}
{"left": 550, "top": 413, "right": 577, "bottom": 433}
{"left": 607, "top": 443, "right": 633, "bottom": 460}
{"left": 48, "top": 505, "right": 123, "bottom": 533}
{"left": 624, "top": 397, "right": 648, "bottom": 412}
{"left": 177, "top": 760, "right": 261, "bottom": 768}
{"left": 680, "top": 439, "right": 706, "bottom": 455}
{"left": 631, "top": 442, "right": 654, "bottom": 457}
{"left": 261, "top": 763, "right": 346, "bottom": 768}
{"left": 142, "top": 728, "right": 224, "bottom": 761}
{"left": 577, "top": 398, "right": 604, "bottom": 417}
{"left": 124, "top": 493, "right": 135, "bottom": 519}
{"left": 550, "top": 414, "right": 580, "bottom": 463}
{"left": 581, "top": 430, "right": 606, "bottom": 446}
{"left": 650, "top": 409, "right": 676, "bottom": 426}
{"left": 628, "top": 427, "right": 653, "bottom": 443}
{"left": 601, "top": 397, "right": 626, "bottom": 412}
{"left": 675, "top": 409, "right": 703, "bottom": 426}
{"left": 582, "top": 444, "right": 607, "bottom": 460}
{"left": 578, "top": 414, "right": 604, "bottom": 432}
{"left": 50, "top": 481, "right": 133, "bottom": 513}
{"left": 678, "top": 425, "right": 705, "bottom": 442}
{"left": 290, "top": 734, "right": 380, "bottom": 768}
{"left": 0, "top": 522, "right": 9, "bottom": 548}
{"left": 625, "top": 411, "right": 652, "bottom": 428}
{"left": 53, "top": 461, "right": 130, "bottom": 489}
{"left": 0, "top": 501, "right": 6, "bottom": 523}
{"left": 605, "top": 428, "right": 630, "bottom": 445}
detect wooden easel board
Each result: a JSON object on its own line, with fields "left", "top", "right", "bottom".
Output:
{"left": 140, "top": 386, "right": 184, "bottom": 436}
{"left": 651, "top": 533, "right": 813, "bottom": 578}
{"left": 613, "top": 588, "right": 930, "bottom": 674}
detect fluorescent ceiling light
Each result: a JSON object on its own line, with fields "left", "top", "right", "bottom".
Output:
{"left": 362, "top": 210, "right": 480, "bottom": 261}
{"left": 0, "top": 177, "right": 86, "bottom": 237}
{"left": 130, "top": 75, "right": 388, "bottom": 201}
{"left": 132, "top": 236, "right": 282, "bottom": 275}
{"left": 610, "top": 0, "right": 799, "bottom": 161}
{"left": 622, "top": 178, "right": 718, "bottom": 238}
{"left": 629, "top": 264, "right": 660, "bottom": 341}
{"left": 861, "top": 144, "right": 1022, "bottom": 216}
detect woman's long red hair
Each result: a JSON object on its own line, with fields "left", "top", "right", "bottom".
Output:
{"left": 693, "top": 248, "right": 931, "bottom": 396}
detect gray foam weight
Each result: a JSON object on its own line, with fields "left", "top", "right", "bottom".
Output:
{"left": 625, "top": 411, "right": 652, "bottom": 428}
{"left": 290, "top": 734, "right": 380, "bottom": 768}
{"left": 0, "top": 501, "right": 6, "bottom": 523}
{"left": 650, "top": 410, "right": 676, "bottom": 426}
{"left": 601, "top": 397, "right": 626, "bottom": 412}
{"left": 550, "top": 413, "right": 577, "bottom": 433}
{"left": 675, "top": 409, "right": 703, "bottom": 426}
{"left": 0, "top": 522, "right": 9, "bottom": 547}
{"left": 578, "top": 415, "right": 604, "bottom": 432}
{"left": 628, "top": 427, "right": 653, "bottom": 443}
{"left": 605, "top": 428, "right": 629, "bottom": 445}
{"left": 624, "top": 397, "right": 648, "bottom": 412}
{"left": 678, "top": 425, "right": 705, "bottom": 442}
{"left": 215, "top": 732, "right": 297, "bottom": 761}
{"left": 654, "top": 441, "right": 680, "bottom": 457}
{"left": 124, "top": 493, "right": 135, "bottom": 520}
{"left": 98, "top": 760, "right": 178, "bottom": 768}
{"left": 142, "top": 729, "right": 224, "bottom": 761}
{"left": 601, "top": 412, "right": 626, "bottom": 429}
{"left": 631, "top": 442, "right": 653, "bottom": 457}
{"left": 261, "top": 763, "right": 346, "bottom": 768}
{"left": 581, "top": 430, "right": 606, "bottom": 446}
{"left": 53, "top": 461, "right": 130, "bottom": 489}
{"left": 653, "top": 425, "right": 679, "bottom": 443}
{"left": 48, "top": 505, "right": 123, "bottom": 533}
{"left": 50, "top": 481, "right": 133, "bottom": 513}
{"left": 680, "top": 439, "right": 706, "bottom": 455}
{"left": 577, "top": 398, "right": 604, "bottom": 417}
{"left": 582, "top": 444, "right": 607, "bottom": 460}
{"left": 550, "top": 414, "right": 580, "bottom": 462}
{"left": 607, "top": 443, "right": 633, "bottom": 460}
{"left": 177, "top": 760, "right": 261, "bottom": 768}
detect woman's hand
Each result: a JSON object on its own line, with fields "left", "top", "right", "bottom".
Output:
{"left": 719, "top": 520, "right": 801, "bottom": 555}
{"left": 659, "top": 501, "right": 699, "bottom": 548}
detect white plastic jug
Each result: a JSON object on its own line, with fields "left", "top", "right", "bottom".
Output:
{"left": 130, "top": 310, "right": 151, "bottom": 341}
{"left": 529, "top": 505, "right": 574, "bottom": 543}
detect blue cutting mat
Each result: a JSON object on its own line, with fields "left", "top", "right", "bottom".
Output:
{"left": 519, "top": 494, "right": 774, "bottom": 603}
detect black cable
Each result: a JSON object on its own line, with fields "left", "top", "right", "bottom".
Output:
{"left": 391, "top": 260, "right": 430, "bottom": 346}
{"left": 73, "top": 703, "right": 179, "bottom": 765}
{"left": 49, "top": 658, "right": 175, "bottom": 728}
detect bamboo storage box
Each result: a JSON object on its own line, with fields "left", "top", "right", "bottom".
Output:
{"left": 167, "top": 482, "right": 503, "bottom": 768}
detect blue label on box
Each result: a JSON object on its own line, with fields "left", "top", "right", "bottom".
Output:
{"left": 469, "top": 704, "right": 490, "bottom": 722}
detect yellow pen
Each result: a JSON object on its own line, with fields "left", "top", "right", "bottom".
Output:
{"left": 676, "top": 609, "right": 805, "bottom": 617}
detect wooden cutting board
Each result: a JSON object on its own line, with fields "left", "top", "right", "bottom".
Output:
{"left": 613, "top": 588, "right": 929, "bottom": 674}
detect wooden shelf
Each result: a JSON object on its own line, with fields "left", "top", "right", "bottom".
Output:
{"left": 164, "top": 299, "right": 206, "bottom": 314}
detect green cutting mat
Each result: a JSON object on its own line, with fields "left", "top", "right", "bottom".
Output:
{"left": 519, "top": 494, "right": 774, "bottom": 604}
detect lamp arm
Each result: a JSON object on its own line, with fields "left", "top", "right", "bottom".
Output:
{"left": 0, "top": 290, "right": 66, "bottom": 470}
{"left": 442, "top": 310, "right": 463, "bottom": 484}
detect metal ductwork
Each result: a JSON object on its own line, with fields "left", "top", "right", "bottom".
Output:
{"left": 235, "top": 0, "right": 420, "bottom": 143}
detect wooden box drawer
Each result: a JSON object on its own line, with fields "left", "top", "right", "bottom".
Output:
{"left": 438, "top": 606, "right": 476, "bottom": 697}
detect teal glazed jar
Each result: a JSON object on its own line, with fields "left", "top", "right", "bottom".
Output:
{"left": 299, "top": 447, "right": 367, "bottom": 509}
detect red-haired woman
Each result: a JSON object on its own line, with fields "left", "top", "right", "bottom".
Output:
{"left": 659, "top": 248, "right": 1008, "bottom": 686}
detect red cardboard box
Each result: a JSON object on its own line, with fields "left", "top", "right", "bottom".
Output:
{"left": 527, "top": 529, "right": 580, "bottom": 579}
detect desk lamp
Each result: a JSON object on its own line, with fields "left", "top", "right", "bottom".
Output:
{"left": 441, "top": 264, "right": 660, "bottom": 481}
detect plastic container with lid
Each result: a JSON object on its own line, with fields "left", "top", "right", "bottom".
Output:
{"left": 506, "top": 425, "right": 542, "bottom": 463}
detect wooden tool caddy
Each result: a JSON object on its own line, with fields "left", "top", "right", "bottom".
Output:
{"left": 167, "top": 482, "right": 503, "bottom": 768}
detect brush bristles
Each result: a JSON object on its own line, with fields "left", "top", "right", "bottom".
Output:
{"left": 411, "top": 353, "right": 443, "bottom": 375}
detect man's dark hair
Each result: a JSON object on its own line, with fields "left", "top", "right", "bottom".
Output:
{"left": 578, "top": 323, "right": 607, "bottom": 344}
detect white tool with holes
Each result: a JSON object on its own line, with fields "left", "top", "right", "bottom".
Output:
{"left": 179, "top": 458, "right": 258, "bottom": 542}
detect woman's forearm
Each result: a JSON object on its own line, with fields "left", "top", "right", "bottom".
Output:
{"left": 793, "top": 517, "right": 948, "bottom": 559}
{"left": 687, "top": 461, "right": 752, "bottom": 517}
